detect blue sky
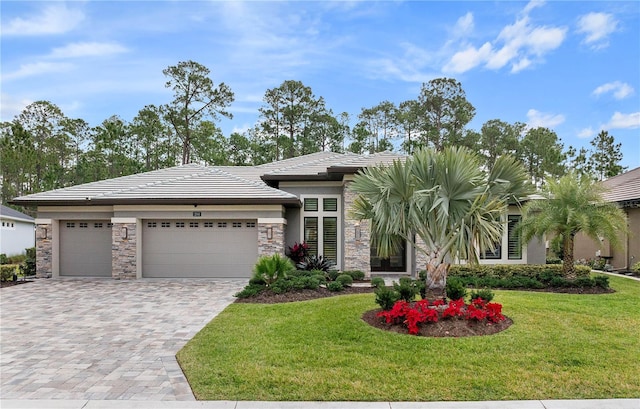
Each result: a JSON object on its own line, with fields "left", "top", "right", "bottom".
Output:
{"left": 2, "top": 1, "right": 639, "bottom": 169}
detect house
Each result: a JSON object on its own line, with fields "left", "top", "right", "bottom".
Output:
{"left": 0, "top": 204, "right": 35, "bottom": 256}
{"left": 10, "top": 152, "right": 545, "bottom": 279}
{"left": 573, "top": 167, "right": 640, "bottom": 271}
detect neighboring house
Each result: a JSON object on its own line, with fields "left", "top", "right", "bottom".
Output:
{"left": 0, "top": 204, "right": 35, "bottom": 256}
{"left": 574, "top": 167, "right": 640, "bottom": 271}
{"left": 11, "top": 152, "right": 545, "bottom": 279}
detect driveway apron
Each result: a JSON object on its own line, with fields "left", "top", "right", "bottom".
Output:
{"left": 0, "top": 278, "right": 244, "bottom": 400}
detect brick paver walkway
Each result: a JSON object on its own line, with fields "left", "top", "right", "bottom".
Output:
{"left": 0, "top": 278, "right": 244, "bottom": 400}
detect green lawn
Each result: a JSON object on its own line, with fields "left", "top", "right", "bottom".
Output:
{"left": 177, "top": 275, "right": 640, "bottom": 401}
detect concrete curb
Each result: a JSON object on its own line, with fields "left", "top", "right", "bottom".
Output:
{"left": 1, "top": 399, "right": 639, "bottom": 409}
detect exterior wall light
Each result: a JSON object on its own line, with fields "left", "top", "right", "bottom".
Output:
{"left": 121, "top": 226, "right": 128, "bottom": 240}
{"left": 355, "top": 223, "right": 361, "bottom": 241}
{"left": 266, "top": 227, "right": 273, "bottom": 240}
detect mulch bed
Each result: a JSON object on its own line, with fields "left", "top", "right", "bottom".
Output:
{"left": 0, "top": 280, "right": 33, "bottom": 288}
{"left": 362, "top": 308, "right": 513, "bottom": 337}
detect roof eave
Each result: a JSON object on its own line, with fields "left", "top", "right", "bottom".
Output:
{"left": 10, "top": 197, "right": 302, "bottom": 207}
{"left": 260, "top": 173, "right": 343, "bottom": 182}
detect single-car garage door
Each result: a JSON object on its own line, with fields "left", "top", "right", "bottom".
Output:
{"left": 60, "top": 220, "right": 112, "bottom": 277}
{"left": 142, "top": 220, "right": 258, "bottom": 278}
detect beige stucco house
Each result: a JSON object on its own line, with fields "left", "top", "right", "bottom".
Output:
{"left": 573, "top": 166, "right": 640, "bottom": 271}
{"left": 11, "top": 151, "right": 545, "bottom": 280}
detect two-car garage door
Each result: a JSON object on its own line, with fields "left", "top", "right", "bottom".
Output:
{"left": 59, "top": 219, "right": 258, "bottom": 278}
{"left": 142, "top": 219, "right": 258, "bottom": 278}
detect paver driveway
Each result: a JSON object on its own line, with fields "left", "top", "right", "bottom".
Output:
{"left": 0, "top": 278, "right": 244, "bottom": 400}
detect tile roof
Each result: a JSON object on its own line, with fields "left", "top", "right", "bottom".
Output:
{"left": 0, "top": 205, "right": 34, "bottom": 222}
{"left": 9, "top": 151, "right": 404, "bottom": 206}
{"left": 602, "top": 166, "right": 640, "bottom": 203}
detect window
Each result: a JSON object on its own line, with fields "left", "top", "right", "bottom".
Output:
{"left": 246, "top": 222, "right": 256, "bottom": 228}
{"left": 94, "top": 223, "right": 103, "bottom": 228}
{"left": 481, "top": 244, "right": 502, "bottom": 260}
{"left": 66, "top": 222, "right": 75, "bottom": 228}
{"left": 147, "top": 222, "right": 157, "bottom": 228}
{"left": 79, "top": 222, "right": 88, "bottom": 228}
{"left": 232, "top": 222, "right": 242, "bottom": 228}
{"left": 218, "top": 222, "right": 227, "bottom": 228}
{"left": 161, "top": 222, "right": 171, "bottom": 228}
{"left": 204, "top": 222, "right": 214, "bottom": 228}
{"left": 371, "top": 239, "right": 406, "bottom": 272}
{"left": 176, "top": 222, "right": 185, "bottom": 228}
{"left": 301, "top": 195, "right": 341, "bottom": 267}
{"left": 189, "top": 222, "right": 199, "bottom": 228}
{"left": 508, "top": 215, "right": 522, "bottom": 260}
{"left": 1, "top": 222, "right": 4, "bottom": 227}
{"left": 304, "top": 198, "right": 318, "bottom": 211}
{"left": 107, "top": 223, "right": 113, "bottom": 228}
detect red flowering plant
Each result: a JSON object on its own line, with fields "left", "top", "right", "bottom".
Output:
{"left": 377, "top": 297, "right": 506, "bottom": 335}
{"left": 286, "top": 241, "right": 309, "bottom": 264}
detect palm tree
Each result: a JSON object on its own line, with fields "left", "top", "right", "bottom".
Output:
{"left": 350, "top": 146, "right": 532, "bottom": 296}
{"left": 518, "top": 172, "right": 627, "bottom": 279}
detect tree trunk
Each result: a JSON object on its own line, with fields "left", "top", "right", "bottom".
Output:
{"left": 425, "top": 261, "right": 450, "bottom": 298}
{"left": 563, "top": 233, "right": 576, "bottom": 280}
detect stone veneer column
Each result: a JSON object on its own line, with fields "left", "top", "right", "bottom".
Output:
{"left": 343, "top": 182, "right": 371, "bottom": 277}
{"left": 257, "top": 218, "right": 287, "bottom": 256}
{"left": 111, "top": 218, "right": 137, "bottom": 280}
{"left": 35, "top": 219, "right": 52, "bottom": 278}
{"left": 414, "top": 235, "right": 429, "bottom": 276}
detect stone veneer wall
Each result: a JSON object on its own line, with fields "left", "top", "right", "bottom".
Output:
{"left": 111, "top": 222, "right": 137, "bottom": 279}
{"left": 258, "top": 222, "right": 286, "bottom": 256}
{"left": 342, "top": 183, "right": 371, "bottom": 277}
{"left": 414, "top": 235, "right": 429, "bottom": 275}
{"left": 35, "top": 224, "right": 52, "bottom": 278}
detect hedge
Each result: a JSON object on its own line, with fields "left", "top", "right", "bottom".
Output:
{"left": 447, "top": 264, "right": 591, "bottom": 279}
{"left": 0, "top": 264, "right": 19, "bottom": 281}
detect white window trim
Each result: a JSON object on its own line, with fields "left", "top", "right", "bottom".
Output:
{"left": 478, "top": 212, "right": 527, "bottom": 265}
{"left": 300, "top": 194, "right": 342, "bottom": 269}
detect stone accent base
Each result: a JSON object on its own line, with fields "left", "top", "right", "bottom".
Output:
{"left": 112, "top": 222, "right": 137, "bottom": 279}
{"left": 258, "top": 222, "right": 285, "bottom": 256}
{"left": 35, "top": 224, "right": 52, "bottom": 278}
{"left": 343, "top": 183, "right": 371, "bottom": 277}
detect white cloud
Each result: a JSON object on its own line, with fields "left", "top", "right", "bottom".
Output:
{"left": 592, "top": 81, "right": 635, "bottom": 100}
{"left": 231, "top": 124, "right": 251, "bottom": 134}
{"left": 49, "top": 42, "right": 129, "bottom": 59}
{"left": 578, "top": 127, "right": 595, "bottom": 139}
{"left": 2, "top": 62, "right": 73, "bottom": 81}
{"left": 444, "top": 3, "right": 566, "bottom": 74}
{"left": 452, "top": 12, "right": 474, "bottom": 38}
{"left": 526, "top": 109, "right": 565, "bottom": 128}
{"left": 605, "top": 112, "right": 640, "bottom": 129}
{"left": 0, "top": 93, "right": 33, "bottom": 122}
{"left": 2, "top": 4, "right": 84, "bottom": 36}
{"left": 576, "top": 12, "right": 618, "bottom": 50}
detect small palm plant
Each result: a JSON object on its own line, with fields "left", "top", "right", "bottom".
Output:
{"left": 252, "top": 253, "right": 295, "bottom": 286}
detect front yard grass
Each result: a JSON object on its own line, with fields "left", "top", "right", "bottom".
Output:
{"left": 177, "top": 274, "right": 640, "bottom": 401}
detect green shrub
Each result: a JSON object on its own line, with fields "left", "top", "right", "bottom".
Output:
{"left": 291, "top": 276, "right": 321, "bottom": 290}
{"left": 326, "top": 270, "right": 340, "bottom": 281}
{"left": 546, "top": 256, "right": 562, "bottom": 265}
{"left": 336, "top": 274, "right": 353, "bottom": 287}
{"left": 342, "top": 270, "right": 365, "bottom": 281}
{"left": 592, "top": 259, "right": 606, "bottom": 271}
{"left": 375, "top": 286, "right": 400, "bottom": 310}
{"left": 0, "top": 254, "right": 8, "bottom": 265}
{"left": 20, "top": 247, "right": 36, "bottom": 277}
{"left": 270, "top": 278, "right": 294, "bottom": 294}
{"left": 313, "top": 273, "right": 328, "bottom": 285}
{"left": 414, "top": 279, "right": 426, "bottom": 300}
{"left": 393, "top": 277, "right": 417, "bottom": 302}
{"left": 550, "top": 276, "right": 569, "bottom": 288}
{"left": 574, "top": 277, "right": 595, "bottom": 288}
{"left": 252, "top": 254, "right": 295, "bottom": 286}
{"left": 632, "top": 262, "right": 640, "bottom": 273}
{"left": 326, "top": 281, "right": 344, "bottom": 292}
{"left": 446, "top": 277, "right": 467, "bottom": 301}
{"left": 235, "top": 284, "right": 266, "bottom": 298}
{"left": 371, "top": 277, "right": 385, "bottom": 288}
{"left": 593, "top": 275, "right": 610, "bottom": 289}
{"left": 469, "top": 288, "right": 495, "bottom": 303}
{"left": 249, "top": 276, "right": 267, "bottom": 286}
{"left": 448, "top": 264, "right": 590, "bottom": 280}
{"left": 8, "top": 254, "right": 26, "bottom": 264}
{"left": 0, "top": 264, "right": 19, "bottom": 282}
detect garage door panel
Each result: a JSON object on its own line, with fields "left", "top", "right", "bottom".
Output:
{"left": 142, "top": 220, "right": 258, "bottom": 278}
{"left": 60, "top": 220, "right": 112, "bottom": 277}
